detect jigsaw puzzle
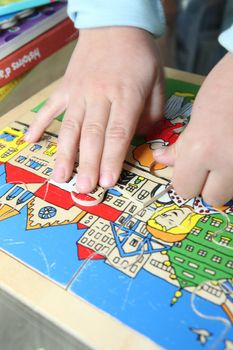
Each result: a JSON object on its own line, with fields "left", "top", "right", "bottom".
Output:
{"left": 0, "top": 78, "right": 232, "bottom": 350}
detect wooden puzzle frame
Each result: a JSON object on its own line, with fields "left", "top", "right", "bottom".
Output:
{"left": 0, "top": 68, "right": 216, "bottom": 350}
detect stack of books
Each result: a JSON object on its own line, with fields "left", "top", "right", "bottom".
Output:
{"left": 0, "top": 0, "right": 78, "bottom": 96}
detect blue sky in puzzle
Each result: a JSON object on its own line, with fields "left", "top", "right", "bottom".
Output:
{"left": 0, "top": 204, "right": 232, "bottom": 350}
{"left": 70, "top": 259, "right": 233, "bottom": 350}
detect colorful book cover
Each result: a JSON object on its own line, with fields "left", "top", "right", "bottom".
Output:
{"left": 0, "top": 2, "right": 67, "bottom": 59}
{"left": 0, "top": 0, "right": 60, "bottom": 16}
{"left": 0, "top": 18, "right": 78, "bottom": 87}
{"left": 0, "top": 78, "right": 232, "bottom": 350}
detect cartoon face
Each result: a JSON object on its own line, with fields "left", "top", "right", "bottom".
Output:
{"left": 147, "top": 204, "right": 203, "bottom": 243}
{"left": 155, "top": 207, "right": 192, "bottom": 230}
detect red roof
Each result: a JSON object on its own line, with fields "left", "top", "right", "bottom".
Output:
{"left": 6, "top": 163, "right": 46, "bottom": 184}
{"left": 35, "top": 183, "right": 122, "bottom": 221}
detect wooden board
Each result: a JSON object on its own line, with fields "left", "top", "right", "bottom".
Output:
{"left": 0, "top": 68, "right": 232, "bottom": 350}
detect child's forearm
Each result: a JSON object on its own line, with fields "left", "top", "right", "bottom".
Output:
{"left": 67, "top": 0, "right": 165, "bottom": 36}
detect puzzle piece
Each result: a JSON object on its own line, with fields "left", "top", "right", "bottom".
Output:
{"left": 0, "top": 79, "right": 233, "bottom": 350}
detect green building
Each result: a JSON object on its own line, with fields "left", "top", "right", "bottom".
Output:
{"left": 168, "top": 213, "right": 233, "bottom": 289}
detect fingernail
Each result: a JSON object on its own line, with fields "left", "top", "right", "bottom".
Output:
{"left": 153, "top": 148, "right": 166, "bottom": 157}
{"left": 77, "top": 176, "right": 92, "bottom": 193}
{"left": 99, "top": 172, "right": 114, "bottom": 188}
{"left": 52, "top": 165, "right": 66, "bottom": 182}
{"left": 24, "top": 132, "right": 31, "bottom": 142}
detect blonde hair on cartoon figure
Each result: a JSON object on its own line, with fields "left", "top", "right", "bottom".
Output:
{"left": 147, "top": 204, "right": 203, "bottom": 243}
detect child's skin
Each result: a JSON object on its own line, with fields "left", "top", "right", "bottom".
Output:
{"left": 155, "top": 52, "right": 233, "bottom": 207}
{"left": 25, "top": 28, "right": 233, "bottom": 207}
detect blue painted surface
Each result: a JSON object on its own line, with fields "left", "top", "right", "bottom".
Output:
{"left": 0, "top": 161, "right": 232, "bottom": 349}
{"left": 0, "top": 204, "right": 232, "bottom": 350}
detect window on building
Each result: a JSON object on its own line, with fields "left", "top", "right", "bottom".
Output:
{"left": 26, "top": 159, "right": 43, "bottom": 170}
{"left": 90, "top": 188, "right": 98, "bottom": 195}
{"left": 204, "top": 268, "right": 215, "bottom": 276}
{"left": 137, "top": 209, "right": 146, "bottom": 217}
{"left": 191, "top": 227, "right": 201, "bottom": 236}
{"left": 174, "top": 242, "right": 182, "bottom": 248}
{"left": 81, "top": 237, "right": 88, "bottom": 244}
{"left": 2, "top": 147, "right": 16, "bottom": 158}
{"left": 226, "top": 261, "right": 233, "bottom": 269}
{"left": 102, "top": 224, "right": 109, "bottom": 232}
{"left": 219, "top": 237, "right": 231, "bottom": 246}
{"left": 188, "top": 262, "right": 199, "bottom": 269}
{"left": 226, "top": 225, "right": 233, "bottom": 233}
{"left": 129, "top": 238, "right": 139, "bottom": 247}
{"left": 118, "top": 216, "right": 127, "bottom": 224}
{"left": 137, "top": 190, "right": 150, "bottom": 200}
{"left": 87, "top": 240, "right": 95, "bottom": 247}
{"left": 130, "top": 264, "right": 138, "bottom": 274}
{"left": 17, "top": 191, "right": 33, "bottom": 205}
{"left": 129, "top": 205, "right": 137, "bottom": 213}
{"left": 198, "top": 250, "right": 207, "bottom": 257}
{"left": 16, "top": 155, "right": 27, "bottom": 163}
{"left": 114, "top": 199, "right": 126, "bottom": 207}
{"left": 44, "top": 143, "right": 57, "bottom": 157}
{"left": 205, "top": 232, "right": 213, "bottom": 241}
{"left": 174, "top": 256, "right": 184, "bottom": 263}
{"left": 200, "top": 216, "right": 209, "bottom": 223}
{"left": 95, "top": 243, "right": 103, "bottom": 251}
{"left": 185, "top": 245, "right": 194, "bottom": 252}
{"left": 121, "top": 260, "right": 129, "bottom": 269}
{"left": 105, "top": 194, "right": 113, "bottom": 202}
{"left": 95, "top": 232, "right": 101, "bottom": 239}
{"left": 6, "top": 186, "right": 24, "bottom": 200}
{"left": 30, "top": 144, "right": 42, "bottom": 152}
{"left": 126, "top": 219, "right": 136, "bottom": 229}
{"left": 210, "top": 218, "right": 222, "bottom": 227}
{"left": 113, "top": 257, "right": 120, "bottom": 264}
{"left": 109, "top": 238, "right": 115, "bottom": 245}
{"left": 126, "top": 185, "right": 135, "bottom": 192}
{"left": 87, "top": 229, "right": 95, "bottom": 236}
{"left": 139, "top": 224, "right": 147, "bottom": 234}
{"left": 150, "top": 259, "right": 157, "bottom": 267}
{"left": 43, "top": 167, "right": 52, "bottom": 176}
{"left": 102, "top": 235, "right": 109, "bottom": 243}
{"left": 0, "top": 132, "right": 16, "bottom": 142}
{"left": 212, "top": 255, "right": 222, "bottom": 263}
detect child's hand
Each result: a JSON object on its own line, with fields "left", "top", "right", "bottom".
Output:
{"left": 154, "top": 53, "right": 233, "bottom": 206}
{"left": 26, "top": 27, "right": 164, "bottom": 193}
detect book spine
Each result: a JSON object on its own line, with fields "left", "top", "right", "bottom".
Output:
{"left": 0, "top": 18, "right": 78, "bottom": 87}
{"left": 0, "top": 1, "right": 59, "bottom": 16}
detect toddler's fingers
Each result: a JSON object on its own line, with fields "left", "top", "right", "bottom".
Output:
{"left": 25, "top": 86, "right": 67, "bottom": 142}
{"left": 153, "top": 143, "right": 175, "bottom": 166}
{"left": 171, "top": 140, "right": 209, "bottom": 199}
{"left": 76, "top": 96, "right": 111, "bottom": 193}
{"left": 52, "top": 103, "right": 84, "bottom": 183}
{"left": 201, "top": 170, "right": 233, "bottom": 207}
{"left": 137, "top": 73, "right": 165, "bottom": 134}
{"left": 99, "top": 90, "right": 145, "bottom": 188}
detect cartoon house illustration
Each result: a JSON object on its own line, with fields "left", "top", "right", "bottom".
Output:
{"left": 0, "top": 121, "right": 232, "bottom": 320}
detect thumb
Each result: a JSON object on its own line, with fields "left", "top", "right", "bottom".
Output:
{"left": 153, "top": 143, "right": 176, "bottom": 166}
